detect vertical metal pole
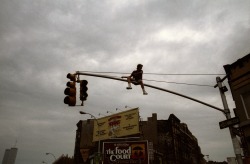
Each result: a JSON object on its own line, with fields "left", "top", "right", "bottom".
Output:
{"left": 216, "top": 77, "right": 243, "bottom": 164}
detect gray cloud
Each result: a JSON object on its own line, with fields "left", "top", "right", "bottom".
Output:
{"left": 0, "top": 0, "right": 250, "bottom": 163}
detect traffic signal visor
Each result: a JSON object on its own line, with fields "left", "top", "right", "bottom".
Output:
{"left": 67, "top": 73, "right": 76, "bottom": 81}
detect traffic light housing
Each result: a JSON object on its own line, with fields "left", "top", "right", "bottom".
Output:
{"left": 80, "top": 80, "right": 88, "bottom": 101}
{"left": 64, "top": 73, "right": 76, "bottom": 106}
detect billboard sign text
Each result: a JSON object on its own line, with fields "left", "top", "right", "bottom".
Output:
{"left": 103, "top": 141, "right": 149, "bottom": 164}
{"left": 93, "top": 108, "right": 140, "bottom": 141}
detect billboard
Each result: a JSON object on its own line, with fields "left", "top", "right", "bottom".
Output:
{"left": 103, "top": 141, "right": 149, "bottom": 164}
{"left": 93, "top": 108, "right": 140, "bottom": 142}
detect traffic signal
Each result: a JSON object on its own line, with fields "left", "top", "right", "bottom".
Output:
{"left": 80, "top": 80, "right": 88, "bottom": 101}
{"left": 64, "top": 73, "right": 76, "bottom": 106}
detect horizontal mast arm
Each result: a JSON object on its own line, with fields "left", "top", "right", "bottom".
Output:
{"left": 76, "top": 71, "right": 224, "bottom": 113}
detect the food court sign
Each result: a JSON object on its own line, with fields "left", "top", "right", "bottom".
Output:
{"left": 103, "top": 141, "right": 149, "bottom": 164}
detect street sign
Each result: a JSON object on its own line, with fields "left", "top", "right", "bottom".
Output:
{"left": 219, "top": 117, "right": 240, "bottom": 129}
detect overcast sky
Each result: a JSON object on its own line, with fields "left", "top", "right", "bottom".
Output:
{"left": 0, "top": 0, "right": 250, "bottom": 163}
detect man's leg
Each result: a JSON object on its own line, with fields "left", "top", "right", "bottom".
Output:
{"left": 126, "top": 77, "right": 132, "bottom": 89}
{"left": 139, "top": 81, "right": 148, "bottom": 95}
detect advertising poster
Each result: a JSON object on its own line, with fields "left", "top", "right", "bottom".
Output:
{"left": 103, "top": 141, "right": 149, "bottom": 164}
{"left": 93, "top": 108, "right": 140, "bottom": 142}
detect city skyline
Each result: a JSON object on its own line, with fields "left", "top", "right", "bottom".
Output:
{"left": 2, "top": 147, "right": 18, "bottom": 164}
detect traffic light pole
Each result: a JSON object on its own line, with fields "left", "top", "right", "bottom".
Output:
{"left": 76, "top": 71, "right": 224, "bottom": 113}
{"left": 216, "top": 77, "right": 243, "bottom": 164}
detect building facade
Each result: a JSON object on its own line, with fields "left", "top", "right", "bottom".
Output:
{"left": 2, "top": 147, "right": 18, "bottom": 164}
{"left": 74, "top": 113, "right": 205, "bottom": 164}
{"left": 140, "top": 113, "right": 205, "bottom": 164}
{"left": 224, "top": 53, "right": 250, "bottom": 161}
{"left": 74, "top": 119, "right": 96, "bottom": 164}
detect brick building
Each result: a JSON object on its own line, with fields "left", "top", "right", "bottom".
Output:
{"left": 140, "top": 113, "right": 205, "bottom": 164}
{"left": 74, "top": 113, "right": 206, "bottom": 164}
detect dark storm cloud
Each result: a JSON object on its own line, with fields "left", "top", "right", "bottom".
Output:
{"left": 0, "top": 0, "right": 250, "bottom": 163}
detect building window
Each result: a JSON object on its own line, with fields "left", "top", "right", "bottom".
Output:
{"left": 241, "top": 91, "right": 250, "bottom": 119}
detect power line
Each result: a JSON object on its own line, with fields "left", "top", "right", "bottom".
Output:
{"left": 145, "top": 73, "right": 225, "bottom": 76}
{"left": 79, "top": 71, "right": 225, "bottom": 76}
{"left": 143, "top": 79, "right": 214, "bottom": 87}
{"left": 79, "top": 71, "right": 216, "bottom": 87}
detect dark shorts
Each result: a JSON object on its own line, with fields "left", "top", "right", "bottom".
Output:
{"left": 132, "top": 79, "right": 142, "bottom": 85}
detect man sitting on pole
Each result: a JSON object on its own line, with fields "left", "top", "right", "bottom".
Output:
{"left": 125, "top": 64, "right": 148, "bottom": 95}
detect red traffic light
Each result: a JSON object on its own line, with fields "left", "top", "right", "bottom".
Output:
{"left": 64, "top": 73, "right": 77, "bottom": 106}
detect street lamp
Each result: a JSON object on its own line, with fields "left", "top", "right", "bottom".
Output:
{"left": 79, "top": 111, "right": 101, "bottom": 163}
{"left": 46, "top": 152, "right": 56, "bottom": 161}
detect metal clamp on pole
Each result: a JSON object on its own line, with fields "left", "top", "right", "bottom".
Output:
{"left": 214, "top": 75, "right": 228, "bottom": 88}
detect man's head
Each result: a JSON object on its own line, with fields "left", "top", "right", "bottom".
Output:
{"left": 137, "top": 64, "right": 143, "bottom": 70}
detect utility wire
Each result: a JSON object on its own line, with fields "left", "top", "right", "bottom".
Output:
{"left": 79, "top": 71, "right": 217, "bottom": 88}
{"left": 80, "top": 71, "right": 225, "bottom": 76}
{"left": 143, "top": 79, "right": 214, "bottom": 87}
